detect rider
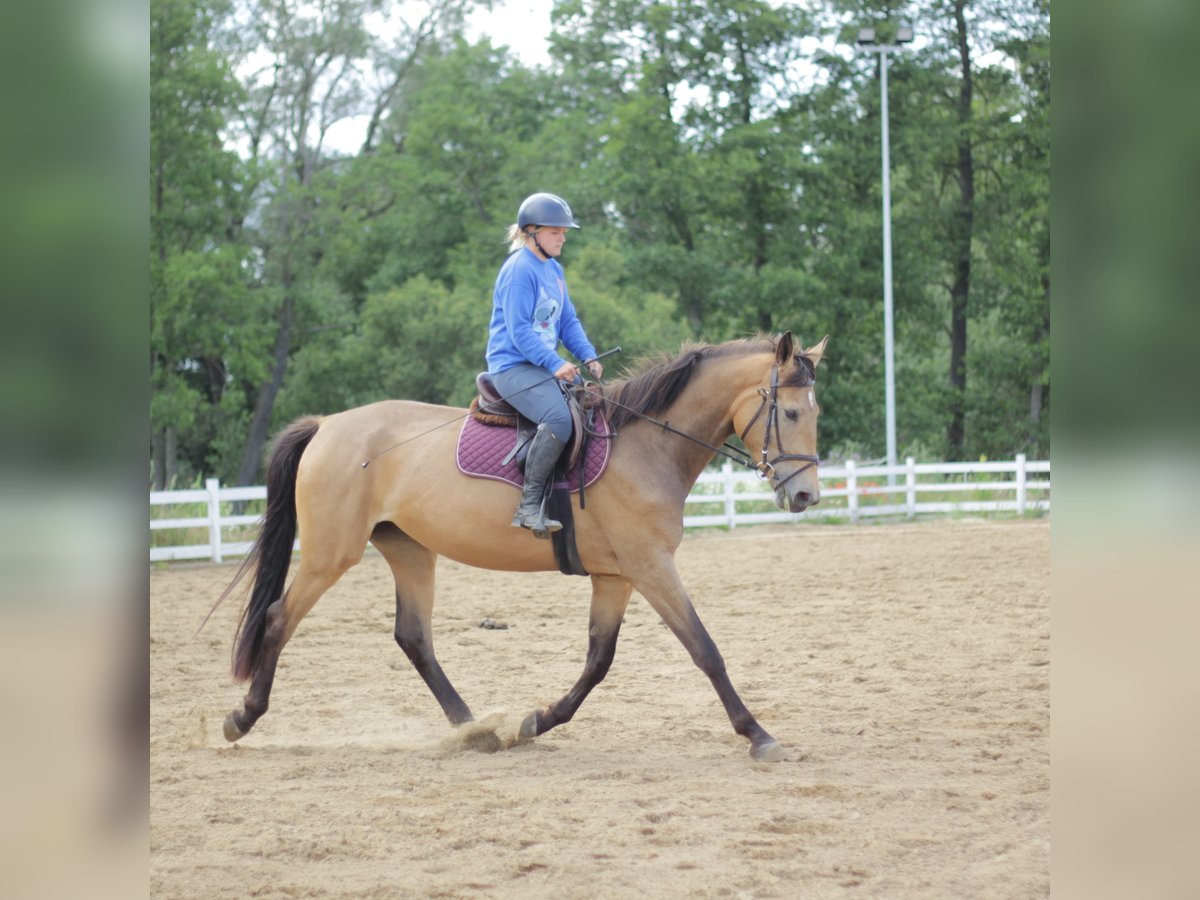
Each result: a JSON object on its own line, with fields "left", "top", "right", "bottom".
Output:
{"left": 485, "top": 192, "right": 604, "bottom": 537}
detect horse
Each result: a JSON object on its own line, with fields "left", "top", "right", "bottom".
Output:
{"left": 220, "top": 331, "right": 828, "bottom": 761}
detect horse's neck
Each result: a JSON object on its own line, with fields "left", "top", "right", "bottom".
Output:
{"left": 627, "top": 355, "right": 763, "bottom": 485}
{"left": 679, "top": 359, "right": 758, "bottom": 442}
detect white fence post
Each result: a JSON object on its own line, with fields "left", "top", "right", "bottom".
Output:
{"left": 722, "top": 461, "right": 737, "bottom": 529}
{"left": 906, "top": 456, "right": 917, "bottom": 518}
{"left": 1016, "top": 453, "right": 1027, "bottom": 515}
{"left": 206, "top": 478, "right": 223, "bottom": 563}
{"left": 847, "top": 460, "right": 858, "bottom": 525}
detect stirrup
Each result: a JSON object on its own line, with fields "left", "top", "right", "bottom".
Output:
{"left": 511, "top": 491, "right": 562, "bottom": 537}
{"left": 511, "top": 508, "right": 562, "bottom": 538}
{"left": 530, "top": 517, "right": 563, "bottom": 539}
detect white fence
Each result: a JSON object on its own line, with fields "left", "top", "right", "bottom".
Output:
{"left": 150, "top": 455, "right": 1049, "bottom": 563}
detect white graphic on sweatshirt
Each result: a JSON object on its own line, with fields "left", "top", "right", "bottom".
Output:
{"left": 531, "top": 289, "right": 561, "bottom": 353}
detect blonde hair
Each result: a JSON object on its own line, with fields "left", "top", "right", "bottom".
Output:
{"left": 506, "top": 223, "right": 532, "bottom": 252}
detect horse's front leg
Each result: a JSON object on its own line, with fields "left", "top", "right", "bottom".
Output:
{"left": 633, "top": 558, "right": 786, "bottom": 762}
{"left": 520, "top": 574, "right": 632, "bottom": 739}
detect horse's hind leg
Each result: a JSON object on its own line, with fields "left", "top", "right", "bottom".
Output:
{"left": 520, "top": 574, "right": 632, "bottom": 739}
{"left": 224, "top": 562, "right": 348, "bottom": 742}
{"left": 372, "top": 526, "right": 473, "bottom": 725}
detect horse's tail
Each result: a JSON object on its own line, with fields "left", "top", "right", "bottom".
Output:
{"left": 227, "top": 416, "right": 322, "bottom": 682}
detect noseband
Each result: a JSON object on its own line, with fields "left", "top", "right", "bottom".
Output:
{"left": 737, "top": 364, "right": 820, "bottom": 490}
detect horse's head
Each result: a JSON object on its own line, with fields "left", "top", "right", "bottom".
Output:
{"left": 733, "top": 331, "right": 829, "bottom": 514}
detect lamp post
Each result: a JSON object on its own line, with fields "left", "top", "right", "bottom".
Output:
{"left": 856, "top": 25, "right": 912, "bottom": 478}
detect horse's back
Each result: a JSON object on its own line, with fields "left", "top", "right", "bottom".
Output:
{"left": 321, "top": 397, "right": 462, "bottom": 429}
{"left": 304, "top": 399, "right": 461, "bottom": 458}
{"left": 292, "top": 399, "right": 465, "bottom": 522}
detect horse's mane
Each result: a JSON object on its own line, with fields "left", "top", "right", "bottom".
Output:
{"left": 603, "top": 335, "right": 812, "bottom": 431}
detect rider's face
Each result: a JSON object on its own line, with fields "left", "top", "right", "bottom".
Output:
{"left": 532, "top": 226, "right": 567, "bottom": 258}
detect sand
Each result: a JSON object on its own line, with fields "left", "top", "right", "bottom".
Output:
{"left": 151, "top": 518, "right": 1049, "bottom": 898}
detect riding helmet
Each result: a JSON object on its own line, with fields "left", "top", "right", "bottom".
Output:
{"left": 517, "top": 193, "right": 580, "bottom": 230}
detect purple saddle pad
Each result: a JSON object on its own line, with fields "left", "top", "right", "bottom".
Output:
{"left": 456, "top": 415, "right": 612, "bottom": 492}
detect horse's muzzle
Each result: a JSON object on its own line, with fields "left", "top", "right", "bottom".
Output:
{"left": 776, "top": 486, "right": 819, "bottom": 513}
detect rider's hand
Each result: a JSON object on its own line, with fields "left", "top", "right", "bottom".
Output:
{"left": 554, "top": 362, "right": 578, "bottom": 381}
{"left": 587, "top": 360, "right": 604, "bottom": 380}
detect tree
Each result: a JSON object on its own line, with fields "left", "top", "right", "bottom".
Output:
{"left": 224, "top": 0, "right": 480, "bottom": 485}
{"left": 150, "top": 0, "right": 252, "bottom": 488}
{"left": 550, "top": 0, "right": 814, "bottom": 332}
{"left": 150, "top": 0, "right": 1050, "bottom": 481}
{"left": 981, "top": 0, "right": 1049, "bottom": 455}
{"left": 944, "top": 0, "right": 975, "bottom": 459}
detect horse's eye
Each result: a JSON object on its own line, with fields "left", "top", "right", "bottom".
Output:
{"left": 783, "top": 408, "right": 798, "bottom": 422}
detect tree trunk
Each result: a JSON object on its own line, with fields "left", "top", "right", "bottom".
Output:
{"left": 203, "top": 356, "right": 226, "bottom": 404}
{"left": 235, "top": 292, "right": 294, "bottom": 486}
{"left": 1028, "top": 380, "right": 1043, "bottom": 426}
{"left": 152, "top": 427, "right": 177, "bottom": 490}
{"left": 946, "top": 0, "right": 974, "bottom": 460}
{"left": 151, "top": 430, "right": 164, "bottom": 491}
{"left": 1028, "top": 273, "right": 1050, "bottom": 447}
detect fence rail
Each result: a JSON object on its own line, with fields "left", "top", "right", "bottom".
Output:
{"left": 150, "top": 455, "right": 1049, "bottom": 563}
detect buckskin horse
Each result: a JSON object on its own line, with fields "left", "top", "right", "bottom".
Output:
{"left": 220, "top": 331, "right": 828, "bottom": 761}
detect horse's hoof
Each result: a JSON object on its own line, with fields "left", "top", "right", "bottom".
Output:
{"left": 519, "top": 711, "right": 540, "bottom": 739}
{"left": 223, "top": 712, "right": 247, "bottom": 743}
{"left": 750, "top": 739, "right": 786, "bottom": 762}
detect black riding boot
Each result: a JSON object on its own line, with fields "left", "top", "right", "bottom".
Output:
{"left": 512, "top": 424, "right": 566, "bottom": 538}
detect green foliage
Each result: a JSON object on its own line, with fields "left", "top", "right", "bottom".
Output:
{"left": 278, "top": 274, "right": 485, "bottom": 417}
{"left": 359, "top": 275, "right": 485, "bottom": 405}
{"left": 150, "top": 0, "right": 254, "bottom": 487}
{"left": 150, "top": 0, "right": 1050, "bottom": 485}
{"left": 563, "top": 241, "right": 693, "bottom": 368}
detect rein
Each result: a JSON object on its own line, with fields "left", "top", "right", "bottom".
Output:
{"left": 597, "top": 363, "right": 819, "bottom": 485}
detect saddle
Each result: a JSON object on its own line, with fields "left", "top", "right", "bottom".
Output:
{"left": 470, "top": 372, "right": 597, "bottom": 473}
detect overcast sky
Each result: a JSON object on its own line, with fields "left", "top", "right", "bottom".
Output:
{"left": 466, "top": 0, "right": 554, "bottom": 68}
{"left": 319, "top": 0, "right": 553, "bottom": 153}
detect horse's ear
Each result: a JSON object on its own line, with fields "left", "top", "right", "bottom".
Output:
{"left": 801, "top": 335, "right": 830, "bottom": 368}
{"left": 775, "top": 331, "right": 795, "bottom": 365}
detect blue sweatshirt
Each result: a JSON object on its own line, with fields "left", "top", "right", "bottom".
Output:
{"left": 485, "top": 247, "right": 597, "bottom": 375}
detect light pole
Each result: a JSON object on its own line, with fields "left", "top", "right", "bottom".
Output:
{"left": 855, "top": 25, "right": 912, "bottom": 477}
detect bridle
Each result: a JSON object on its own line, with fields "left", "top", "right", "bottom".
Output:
{"left": 591, "top": 361, "right": 819, "bottom": 489}
{"left": 736, "top": 363, "right": 820, "bottom": 489}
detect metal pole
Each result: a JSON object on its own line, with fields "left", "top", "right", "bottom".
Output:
{"left": 880, "top": 47, "right": 898, "bottom": 480}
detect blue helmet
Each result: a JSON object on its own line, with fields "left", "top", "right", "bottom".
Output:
{"left": 517, "top": 193, "right": 580, "bottom": 230}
